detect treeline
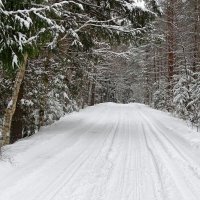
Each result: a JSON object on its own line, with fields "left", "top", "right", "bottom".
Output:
{"left": 130, "top": 0, "right": 200, "bottom": 129}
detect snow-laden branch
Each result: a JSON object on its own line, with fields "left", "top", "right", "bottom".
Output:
{"left": 0, "top": 1, "right": 79, "bottom": 69}
{"left": 94, "top": 49, "right": 132, "bottom": 60}
{"left": 1, "top": 1, "right": 83, "bottom": 15}
{"left": 75, "top": 17, "right": 125, "bottom": 33}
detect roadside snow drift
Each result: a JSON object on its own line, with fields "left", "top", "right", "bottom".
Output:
{"left": 1, "top": 103, "right": 200, "bottom": 200}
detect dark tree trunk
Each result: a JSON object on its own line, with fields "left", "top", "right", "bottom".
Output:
{"left": 193, "top": 0, "right": 200, "bottom": 72}
{"left": 10, "top": 82, "right": 24, "bottom": 144}
{"left": 167, "top": 0, "right": 175, "bottom": 87}
{"left": 90, "top": 82, "right": 96, "bottom": 106}
{"left": 166, "top": 0, "right": 176, "bottom": 110}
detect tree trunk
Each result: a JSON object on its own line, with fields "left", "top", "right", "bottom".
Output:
{"left": 88, "top": 66, "right": 96, "bottom": 106}
{"left": 166, "top": 0, "right": 176, "bottom": 110}
{"left": 87, "top": 81, "right": 93, "bottom": 105}
{"left": 90, "top": 81, "right": 96, "bottom": 106}
{"left": 167, "top": 0, "right": 175, "bottom": 85}
{"left": 193, "top": 0, "right": 200, "bottom": 72}
{"left": 10, "top": 82, "right": 24, "bottom": 144}
{"left": 1, "top": 53, "right": 28, "bottom": 145}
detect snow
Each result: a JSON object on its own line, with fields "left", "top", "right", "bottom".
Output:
{"left": 1, "top": 103, "right": 200, "bottom": 200}
{"left": 7, "top": 100, "right": 13, "bottom": 108}
{"left": 126, "top": 0, "right": 146, "bottom": 11}
{"left": 0, "top": 0, "right": 3, "bottom": 8}
{"left": 20, "top": 99, "right": 34, "bottom": 106}
{"left": 14, "top": 15, "right": 32, "bottom": 29}
{"left": 12, "top": 53, "right": 18, "bottom": 68}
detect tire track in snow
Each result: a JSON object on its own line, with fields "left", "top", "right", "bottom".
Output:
{"left": 129, "top": 108, "right": 163, "bottom": 200}
{"left": 49, "top": 112, "right": 121, "bottom": 200}
{"left": 87, "top": 105, "right": 122, "bottom": 200}
{"left": 105, "top": 106, "right": 131, "bottom": 200}
{"left": 139, "top": 110, "right": 199, "bottom": 200}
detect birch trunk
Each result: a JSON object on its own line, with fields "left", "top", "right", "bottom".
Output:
{"left": 1, "top": 53, "right": 28, "bottom": 145}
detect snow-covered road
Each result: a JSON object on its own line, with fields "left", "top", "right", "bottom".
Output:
{"left": 1, "top": 103, "right": 200, "bottom": 200}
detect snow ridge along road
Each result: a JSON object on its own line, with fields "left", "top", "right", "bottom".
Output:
{"left": 1, "top": 103, "right": 200, "bottom": 200}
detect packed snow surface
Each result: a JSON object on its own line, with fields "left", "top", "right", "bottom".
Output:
{"left": 1, "top": 103, "right": 200, "bottom": 200}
